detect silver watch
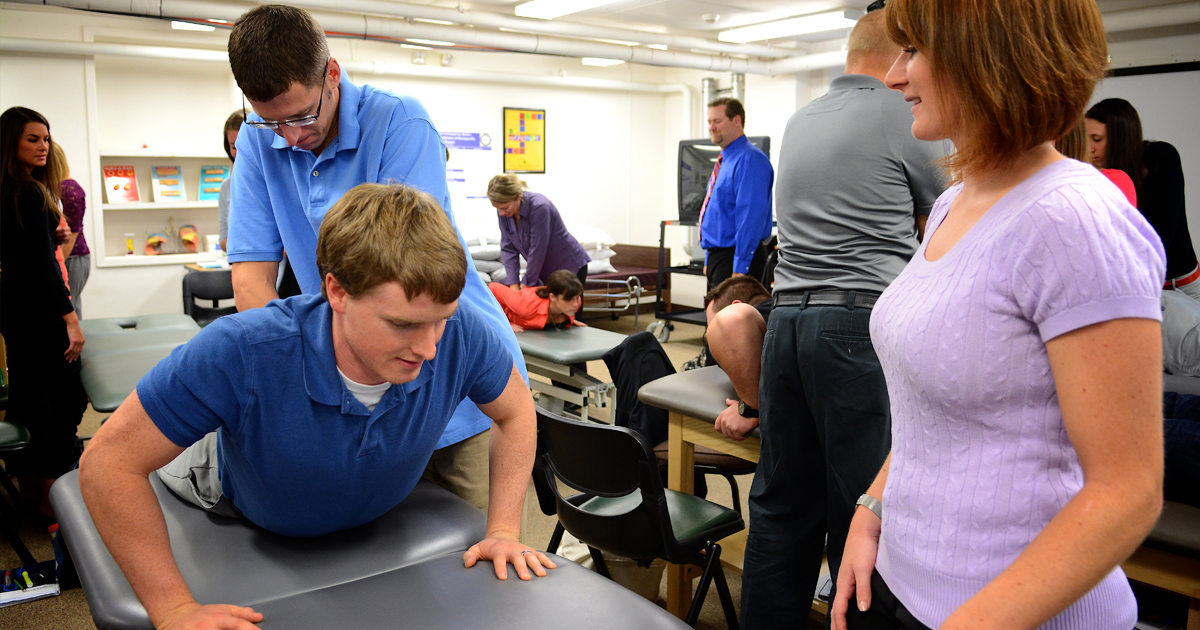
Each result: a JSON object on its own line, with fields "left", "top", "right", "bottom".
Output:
{"left": 856, "top": 493, "right": 883, "bottom": 520}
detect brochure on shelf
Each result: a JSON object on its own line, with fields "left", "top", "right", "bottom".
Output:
{"left": 151, "top": 165, "right": 186, "bottom": 202}
{"left": 198, "top": 165, "right": 229, "bottom": 201}
{"left": 101, "top": 165, "right": 140, "bottom": 203}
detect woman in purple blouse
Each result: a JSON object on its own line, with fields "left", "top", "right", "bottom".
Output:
{"left": 53, "top": 142, "right": 89, "bottom": 317}
{"left": 486, "top": 174, "right": 590, "bottom": 290}
{"left": 831, "top": 1, "right": 1166, "bottom": 629}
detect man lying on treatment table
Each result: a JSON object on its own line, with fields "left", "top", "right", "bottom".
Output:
{"left": 79, "top": 183, "right": 555, "bottom": 630}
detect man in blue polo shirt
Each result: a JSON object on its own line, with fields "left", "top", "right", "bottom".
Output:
{"left": 697, "top": 97, "right": 774, "bottom": 291}
{"left": 80, "top": 184, "right": 554, "bottom": 630}
{"left": 223, "top": 4, "right": 523, "bottom": 512}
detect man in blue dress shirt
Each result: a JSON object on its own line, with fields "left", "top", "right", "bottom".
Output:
{"left": 697, "top": 97, "right": 774, "bottom": 291}
{"left": 222, "top": 4, "right": 524, "bottom": 513}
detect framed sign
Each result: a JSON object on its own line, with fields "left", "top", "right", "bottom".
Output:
{"left": 503, "top": 107, "right": 545, "bottom": 173}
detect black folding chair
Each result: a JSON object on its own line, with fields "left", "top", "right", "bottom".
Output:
{"left": 182, "top": 269, "right": 237, "bottom": 327}
{"left": 536, "top": 408, "right": 743, "bottom": 628}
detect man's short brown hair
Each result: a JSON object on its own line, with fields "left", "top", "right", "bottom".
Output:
{"left": 708, "top": 97, "right": 746, "bottom": 127}
{"left": 884, "top": 0, "right": 1107, "bottom": 180}
{"left": 228, "top": 4, "right": 330, "bottom": 102}
{"left": 704, "top": 275, "right": 770, "bottom": 313}
{"left": 316, "top": 183, "right": 467, "bottom": 303}
{"left": 845, "top": 11, "right": 896, "bottom": 69}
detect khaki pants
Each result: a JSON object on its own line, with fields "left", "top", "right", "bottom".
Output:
{"left": 422, "top": 429, "right": 491, "bottom": 512}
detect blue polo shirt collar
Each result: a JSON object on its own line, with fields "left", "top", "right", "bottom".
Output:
{"left": 270, "top": 74, "right": 363, "bottom": 155}
{"left": 298, "top": 297, "right": 434, "bottom": 419}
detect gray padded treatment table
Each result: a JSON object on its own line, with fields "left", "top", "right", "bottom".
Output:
{"left": 81, "top": 314, "right": 201, "bottom": 338}
{"left": 50, "top": 471, "right": 689, "bottom": 630}
{"left": 517, "top": 326, "right": 628, "bottom": 365}
{"left": 1164, "top": 373, "right": 1200, "bottom": 396}
{"left": 251, "top": 553, "right": 690, "bottom": 629}
{"left": 1143, "top": 501, "right": 1200, "bottom": 562}
{"left": 518, "top": 326, "right": 627, "bottom": 422}
{"left": 637, "top": 365, "right": 760, "bottom": 440}
{"left": 79, "top": 315, "right": 201, "bottom": 412}
{"left": 51, "top": 471, "right": 483, "bottom": 630}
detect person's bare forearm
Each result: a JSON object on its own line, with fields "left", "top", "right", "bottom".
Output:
{"left": 945, "top": 478, "right": 1159, "bottom": 630}
{"left": 480, "top": 368, "right": 536, "bottom": 539}
{"left": 78, "top": 394, "right": 197, "bottom": 627}
{"left": 63, "top": 233, "right": 79, "bottom": 259}
{"left": 231, "top": 261, "right": 280, "bottom": 311}
{"left": 706, "top": 303, "right": 766, "bottom": 407}
{"left": 80, "top": 466, "right": 198, "bottom": 625}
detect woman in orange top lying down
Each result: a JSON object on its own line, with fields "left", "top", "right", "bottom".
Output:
{"left": 489, "top": 268, "right": 586, "bottom": 332}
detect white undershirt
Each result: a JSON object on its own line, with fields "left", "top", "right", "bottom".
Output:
{"left": 337, "top": 367, "right": 391, "bottom": 412}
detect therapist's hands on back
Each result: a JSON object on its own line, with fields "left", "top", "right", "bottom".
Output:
{"left": 156, "top": 601, "right": 262, "bottom": 630}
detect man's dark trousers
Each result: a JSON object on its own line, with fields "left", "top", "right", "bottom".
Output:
{"left": 740, "top": 296, "right": 891, "bottom": 629}
{"left": 705, "top": 240, "right": 772, "bottom": 291}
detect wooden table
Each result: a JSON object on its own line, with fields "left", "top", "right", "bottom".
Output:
{"left": 637, "top": 367, "right": 761, "bottom": 618}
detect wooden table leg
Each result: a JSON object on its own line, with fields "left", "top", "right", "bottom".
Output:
{"left": 666, "top": 410, "right": 695, "bottom": 619}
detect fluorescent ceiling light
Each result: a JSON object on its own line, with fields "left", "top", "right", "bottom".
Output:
{"left": 718, "top": 10, "right": 856, "bottom": 43}
{"left": 647, "top": 44, "right": 668, "bottom": 50}
{"left": 581, "top": 57, "right": 625, "bottom": 66}
{"left": 515, "top": 0, "right": 621, "bottom": 21}
{"left": 171, "top": 21, "right": 215, "bottom": 31}
{"left": 407, "top": 38, "right": 456, "bottom": 47}
{"left": 413, "top": 18, "right": 456, "bottom": 25}
{"left": 401, "top": 44, "right": 432, "bottom": 50}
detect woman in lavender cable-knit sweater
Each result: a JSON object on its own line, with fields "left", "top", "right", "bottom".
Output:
{"left": 831, "top": 1, "right": 1166, "bottom": 629}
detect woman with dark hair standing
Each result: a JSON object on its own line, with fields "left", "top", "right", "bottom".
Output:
{"left": 831, "top": 1, "right": 1165, "bottom": 628}
{"left": 1087, "top": 98, "right": 1198, "bottom": 298}
{"left": 1, "top": 106, "right": 89, "bottom": 519}
{"left": 486, "top": 174, "right": 590, "bottom": 290}
{"left": 488, "top": 269, "right": 585, "bottom": 332}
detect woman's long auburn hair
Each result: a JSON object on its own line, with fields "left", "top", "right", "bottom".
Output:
{"left": 884, "top": 0, "right": 1108, "bottom": 182}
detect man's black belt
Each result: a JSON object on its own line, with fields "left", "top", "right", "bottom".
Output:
{"left": 774, "top": 289, "right": 881, "bottom": 309}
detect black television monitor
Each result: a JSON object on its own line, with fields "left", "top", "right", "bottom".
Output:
{"left": 678, "top": 136, "right": 770, "bottom": 223}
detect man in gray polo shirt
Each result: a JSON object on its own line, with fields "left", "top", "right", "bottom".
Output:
{"left": 737, "top": 9, "right": 947, "bottom": 628}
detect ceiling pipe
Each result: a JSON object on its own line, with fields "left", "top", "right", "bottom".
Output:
{"left": 0, "top": 35, "right": 696, "bottom": 137}
{"left": 10, "top": 0, "right": 808, "bottom": 73}
{"left": 280, "top": 0, "right": 796, "bottom": 59}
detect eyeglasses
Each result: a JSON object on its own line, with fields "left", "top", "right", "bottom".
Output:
{"left": 243, "top": 59, "right": 330, "bottom": 130}
{"left": 866, "top": 0, "right": 886, "bottom": 12}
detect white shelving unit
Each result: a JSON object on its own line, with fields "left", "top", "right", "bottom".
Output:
{"left": 94, "top": 154, "right": 228, "bottom": 268}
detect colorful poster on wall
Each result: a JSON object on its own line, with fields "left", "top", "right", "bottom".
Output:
{"left": 198, "top": 165, "right": 230, "bottom": 201}
{"left": 502, "top": 108, "right": 545, "bottom": 173}
{"left": 440, "top": 131, "right": 497, "bottom": 236}
{"left": 102, "top": 165, "right": 140, "bottom": 203}
{"left": 151, "top": 165, "right": 186, "bottom": 202}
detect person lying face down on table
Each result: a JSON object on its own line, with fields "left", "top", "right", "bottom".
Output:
{"left": 78, "top": 183, "right": 555, "bottom": 630}
{"left": 488, "top": 269, "right": 586, "bottom": 333}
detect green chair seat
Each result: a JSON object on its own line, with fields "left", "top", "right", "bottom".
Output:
{"left": 0, "top": 421, "right": 32, "bottom": 450}
{"left": 578, "top": 490, "right": 742, "bottom": 543}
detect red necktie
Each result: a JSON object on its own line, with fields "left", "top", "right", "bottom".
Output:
{"left": 698, "top": 153, "right": 723, "bottom": 241}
